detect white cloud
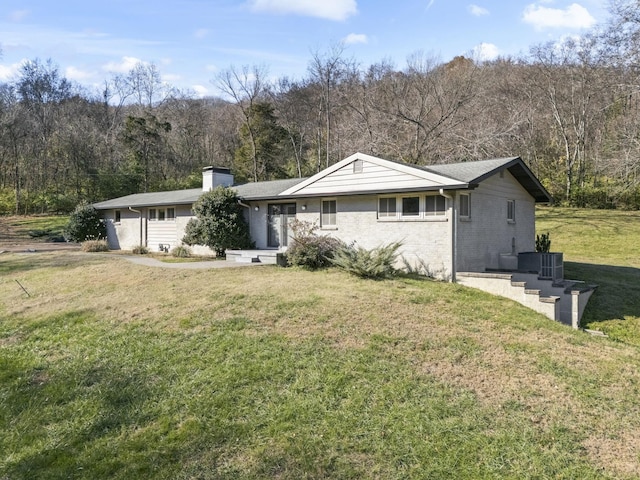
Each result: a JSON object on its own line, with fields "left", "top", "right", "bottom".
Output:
{"left": 65, "top": 66, "right": 94, "bottom": 81}
{"left": 471, "top": 42, "right": 499, "bottom": 61}
{"left": 194, "top": 28, "right": 210, "bottom": 40}
{"left": 468, "top": 4, "right": 489, "bottom": 16}
{"left": 192, "top": 85, "right": 209, "bottom": 97}
{"left": 343, "top": 33, "right": 368, "bottom": 45}
{"left": 0, "top": 61, "right": 23, "bottom": 81}
{"left": 9, "top": 9, "right": 30, "bottom": 22}
{"left": 522, "top": 3, "right": 596, "bottom": 30}
{"left": 248, "top": 0, "right": 357, "bottom": 21}
{"left": 102, "top": 56, "right": 146, "bottom": 73}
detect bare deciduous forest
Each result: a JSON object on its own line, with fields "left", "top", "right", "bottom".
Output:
{"left": 2, "top": 0, "right": 640, "bottom": 214}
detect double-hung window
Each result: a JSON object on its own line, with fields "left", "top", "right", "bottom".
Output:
{"left": 425, "top": 195, "right": 446, "bottom": 216}
{"left": 378, "top": 197, "right": 397, "bottom": 218}
{"left": 149, "top": 207, "right": 175, "bottom": 222}
{"left": 321, "top": 199, "right": 337, "bottom": 227}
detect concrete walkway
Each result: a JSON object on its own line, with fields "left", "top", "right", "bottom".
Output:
{"left": 119, "top": 255, "right": 267, "bottom": 269}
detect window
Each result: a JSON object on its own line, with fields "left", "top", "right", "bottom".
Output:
{"left": 321, "top": 199, "right": 336, "bottom": 226}
{"left": 425, "top": 195, "right": 446, "bottom": 216}
{"left": 378, "top": 197, "right": 397, "bottom": 218}
{"left": 459, "top": 194, "right": 470, "bottom": 219}
{"left": 353, "top": 159, "right": 363, "bottom": 173}
{"left": 149, "top": 207, "right": 175, "bottom": 222}
{"left": 507, "top": 200, "right": 515, "bottom": 222}
{"left": 402, "top": 196, "right": 420, "bottom": 217}
{"left": 114, "top": 210, "right": 121, "bottom": 223}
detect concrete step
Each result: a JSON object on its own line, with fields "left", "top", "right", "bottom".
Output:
{"left": 236, "top": 256, "right": 260, "bottom": 263}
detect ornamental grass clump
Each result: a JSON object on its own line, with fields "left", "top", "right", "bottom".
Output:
{"left": 286, "top": 219, "right": 343, "bottom": 270}
{"left": 331, "top": 241, "right": 402, "bottom": 279}
{"left": 81, "top": 239, "right": 109, "bottom": 252}
{"left": 171, "top": 245, "right": 191, "bottom": 258}
{"left": 132, "top": 245, "right": 149, "bottom": 254}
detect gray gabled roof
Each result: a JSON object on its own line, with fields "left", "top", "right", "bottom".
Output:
{"left": 93, "top": 155, "right": 551, "bottom": 210}
{"left": 419, "top": 157, "right": 551, "bottom": 203}
{"left": 93, "top": 177, "right": 308, "bottom": 210}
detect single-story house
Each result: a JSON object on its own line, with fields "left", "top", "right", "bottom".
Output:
{"left": 94, "top": 152, "right": 551, "bottom": 281}
{"left": 94, "top": 153, "right": 599, "bottom": 328}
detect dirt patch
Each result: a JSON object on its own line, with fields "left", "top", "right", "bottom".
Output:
{"left": 0, "top": 216, "right": 79, "bottom": 253}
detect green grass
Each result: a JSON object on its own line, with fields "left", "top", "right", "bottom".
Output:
{"left": 1, "top": 209, "right": 640, "bottom": 478}
{"left": 536, "top": 207, "right": 640, "bottom": 343}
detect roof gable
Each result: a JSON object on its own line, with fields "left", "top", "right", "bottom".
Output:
{"left": 279, "top": 152, "right": 467, "bottom": 197}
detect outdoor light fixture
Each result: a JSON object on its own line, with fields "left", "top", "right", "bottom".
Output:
{"left": 254, "top": 206, "right": 259, "bottom": 211}
{"left": 301, "top": 205, "right": 307, "bottom": 210}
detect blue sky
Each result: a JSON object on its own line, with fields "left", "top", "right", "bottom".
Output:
{"left": 0, "top": 0, "right": 609, "bottom": 98}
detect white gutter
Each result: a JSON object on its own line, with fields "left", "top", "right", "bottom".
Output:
{"left": 128, "top": 207, "right": 143, "bottom": 247}
{"left": 439, "top": 189, "right": 456, "bottom": 283}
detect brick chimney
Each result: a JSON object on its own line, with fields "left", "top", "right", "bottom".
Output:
{"left": 202, "top": 166, "right": 234, "bottom": 192}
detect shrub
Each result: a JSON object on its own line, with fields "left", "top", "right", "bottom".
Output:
{"left": 182, "top": 186, "right": 253, "bottom": 257}
{"left": 81, "top": 240, "right": 109, "bottom": 252}
{"left": 171, "top": 245, "right": 191, "bottom": 258}
{"left": 331, "top": 241, "right": 402, "bottom": 279}
{"left": 286, "top": 220, "right": 343, "bottom": 270}
{"left": 535, "top": 232, "right": 551, "bottom": 253}
{"left": 132, "top": 245, "right": 149, "bottom": 254}
{"left": 64, "top": 203, "right": 106, "bottom": 242}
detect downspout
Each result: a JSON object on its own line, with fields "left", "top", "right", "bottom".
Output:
{"left": 128, "top": 207, "right": 143, "bottom": 247}
{"left": 439, "top": 189, "right": 456, "bottom": 283}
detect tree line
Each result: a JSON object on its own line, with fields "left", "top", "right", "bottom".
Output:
{"left": 1, "top": 0, "right": 640, "bottom": 214}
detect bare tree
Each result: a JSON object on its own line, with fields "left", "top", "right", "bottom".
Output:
{"left": 214, "top": 64, "right": 269, "bottom": 182}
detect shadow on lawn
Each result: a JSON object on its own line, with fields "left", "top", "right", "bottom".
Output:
{"left": 565, "top": 261, "right": 640, "bottom": 325}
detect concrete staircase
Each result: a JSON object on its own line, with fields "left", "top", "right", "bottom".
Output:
{"left": 457, "top": 271, "right": 597, "bottom": 328}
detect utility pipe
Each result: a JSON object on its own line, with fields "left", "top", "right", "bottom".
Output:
{"left": 128, "top": 206, "right": 143, "bottom": 247}
{"left": 439, "top": 189, "right": 456, "bottom": 283}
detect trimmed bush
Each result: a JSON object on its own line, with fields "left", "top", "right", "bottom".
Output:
{"left": 331, "top": 241, "right": 402, "bottom": 279}
{"left": 81, "top": 240, "right": 110, "bottom": 252}
{"left": 64, "top": 203, "right": 106, "bottom": 242}
{"left": 286, "top": 220, "right": 343, "bottom": 270}
{"left": 171, "top": 245, "right": 191, "bottom": 258}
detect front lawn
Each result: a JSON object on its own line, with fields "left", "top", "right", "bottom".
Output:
{"left": 1, "top": 250, "right": 639, "bottom": 478}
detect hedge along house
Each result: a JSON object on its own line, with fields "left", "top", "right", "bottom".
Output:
{"left": 94, "top": 152, "right": 594, "bottom": 327}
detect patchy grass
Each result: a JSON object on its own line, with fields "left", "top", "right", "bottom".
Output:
{"left": 1, "top": 251, "right": 640, "bottom": 478}
{"left": 0, "top": 215, "right": 68, "bottom": 244}
{"left": 536, "top": 207, "right": 640, "bottom": 343}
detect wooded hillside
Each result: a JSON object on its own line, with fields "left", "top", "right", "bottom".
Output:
{"left": 2, "top": 0, "right": 640, "bottom": 213}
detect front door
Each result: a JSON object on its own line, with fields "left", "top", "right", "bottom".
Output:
{"left": 267, "top": 203, "right": 296, "bottom": 248}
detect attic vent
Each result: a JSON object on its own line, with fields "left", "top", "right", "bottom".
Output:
{"left": 353, "top": 159, "right": 363, "bottom": 173}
